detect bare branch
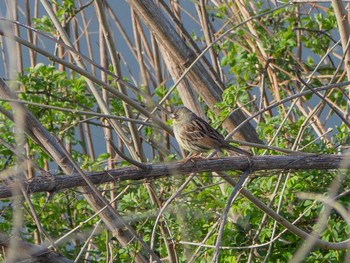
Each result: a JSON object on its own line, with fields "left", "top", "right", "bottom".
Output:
{"left": 0, "top": 154, "right": 347, "bottom": 199}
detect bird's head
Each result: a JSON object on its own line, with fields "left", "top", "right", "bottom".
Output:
{"left": 171, "top": 107, "right": 195, "bottom": 124}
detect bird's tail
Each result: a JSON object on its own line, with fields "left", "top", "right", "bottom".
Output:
{"left": 225, "top": 144, "right": 253, "bottom": 156}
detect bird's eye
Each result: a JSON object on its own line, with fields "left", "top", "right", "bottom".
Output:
{"left": 171, "top": 113, "right": 178, "bottom": 119}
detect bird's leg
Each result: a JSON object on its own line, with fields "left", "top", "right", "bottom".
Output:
{"left": 180, "top": 153, "right": 206, "bottom": 167}
{"left": 183, "top": 152, "right": 199, "bottom": 162}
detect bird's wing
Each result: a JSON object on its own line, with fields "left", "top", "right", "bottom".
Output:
{"left": 183, "top": 117, "right": 223, "bottom": 150}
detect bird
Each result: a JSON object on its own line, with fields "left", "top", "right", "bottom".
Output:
{"left": 171, "top": 106, "right": 252, "bottom": 157}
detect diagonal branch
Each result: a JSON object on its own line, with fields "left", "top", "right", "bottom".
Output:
{"left": 0, "top": 232, "right": 73, "bottom": 263}
{"left": 126, "top": 0, "right": 263, "bottom": 144}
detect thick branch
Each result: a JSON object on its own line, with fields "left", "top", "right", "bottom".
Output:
{"left": 0, "top": 154, "right": 347, "bottom": 199}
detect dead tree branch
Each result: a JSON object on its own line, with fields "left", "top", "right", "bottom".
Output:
{"left": 0, "top": 154, "right": 347, "bottom": 199}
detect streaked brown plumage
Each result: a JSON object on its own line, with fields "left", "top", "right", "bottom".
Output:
{"left": 172, "top": 107, "right": 252, "bottom": 156}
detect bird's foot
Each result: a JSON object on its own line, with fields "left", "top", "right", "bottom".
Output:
{"left": 180, "top": 153, "right": 205, "bottom": 166}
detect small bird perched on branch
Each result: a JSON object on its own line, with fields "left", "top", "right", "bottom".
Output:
{"left": 171, "top": 106, "right": 252, "bottom": 157}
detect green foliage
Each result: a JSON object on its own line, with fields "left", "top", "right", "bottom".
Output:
{"left": 301, "top": 9, "right": 337, "bottom": 56}
{"left": 13, "top": 64, "right": 94, "bottom": 168}
{"left": 33, "top": 0, "right": 77, "bottom": 33}
{"left": 221, "top": 40, "right": 259, "bottom": 83}
{"left": 0, "top": 117, "right": 15, "bottom": 168}
{"left": 32, "top": 16, "right": 55, "bottom": 34}
{"left": 19, "top": 64, "right": 92, "bottom": 132}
